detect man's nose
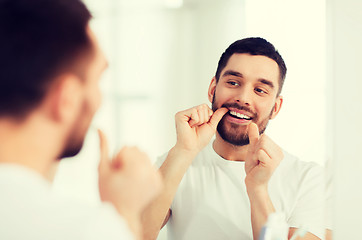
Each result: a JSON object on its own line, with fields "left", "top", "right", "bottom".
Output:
{"left": 234, "top": 87, "right": 252, "bottom": 106}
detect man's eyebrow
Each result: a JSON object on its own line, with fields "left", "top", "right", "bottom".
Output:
{"left": 222, "top": 70, "right": 276, "bottom": 89}
{"left": 259, "top": 78, "right": 275, "bottom": 89}
{"left": 222, "top": 70, "right": 243, "bottom": 78}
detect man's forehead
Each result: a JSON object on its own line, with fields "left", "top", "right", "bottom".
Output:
{"left": 221, "top": 53, "right": 280, "bottom": 82}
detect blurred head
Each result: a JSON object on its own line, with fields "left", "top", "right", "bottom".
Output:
{"left": 61, "top": 28, "right": 107, "bottom": 159}
{"left": 0, "top": 0, "right": 92, "bottom": 117}
{"left": 0, "top": 0, "right": 107, "bottom": 158}
{"left": 209, "top": 38, "right": 286, "bottom": 146}
{"left": 215, "top": 37, "right": 287, "bottom": 96}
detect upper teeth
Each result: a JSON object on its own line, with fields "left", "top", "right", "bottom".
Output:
{"left": 229, "top": 111, "right": 251, "bottom": 120}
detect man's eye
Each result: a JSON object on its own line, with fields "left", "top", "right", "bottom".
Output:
{"left": 255, "top": 88, "right": 267, "bottom": 94}
{"left": 227, "top": 81, "right": 239, "bottom": 86}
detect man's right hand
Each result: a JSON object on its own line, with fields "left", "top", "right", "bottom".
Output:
{"left": 140, "top": 105, "right": 227, "bottom": 240}
{"left": 174, "top": 104, "right": 228, "bottom": 155}
{"left": 97, "top": 129, "right": 162, "bottom": 238}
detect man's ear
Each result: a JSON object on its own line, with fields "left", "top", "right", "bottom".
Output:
{"left": 208, "top": 77, "right": 217, "bottom": 103}
{"left": 270, "top": 95, "right": 283, "bottom": 120}
{"left": 47, "top": 74, "right": 82, "bottom": 123}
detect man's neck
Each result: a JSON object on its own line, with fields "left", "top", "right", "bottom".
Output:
{"left": 212, "top": 133, "right": 249, "bottom": 161}
{"left": 0, "top": 116, "right": 61, "bottom": 181}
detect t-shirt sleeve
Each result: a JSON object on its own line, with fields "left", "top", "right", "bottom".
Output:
{"left": 287, "top": 164, "right": 325, "bottom": 240}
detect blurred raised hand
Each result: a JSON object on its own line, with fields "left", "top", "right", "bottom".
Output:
{"left": 97, "top": 130, "right": 163, "bottom": 240}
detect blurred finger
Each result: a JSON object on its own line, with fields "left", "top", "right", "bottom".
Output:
{"left": 112, "top": 148, "right": 125, "bottom": 170}
{"left": 98, "top": 129, "right": 109, "bottom": 172}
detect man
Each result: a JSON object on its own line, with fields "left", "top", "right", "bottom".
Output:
{"left": 142, "top": 38, "right": 324, "bottom": 240}
{"left": 0, "top": 0, "right": 161, "bottom": 239}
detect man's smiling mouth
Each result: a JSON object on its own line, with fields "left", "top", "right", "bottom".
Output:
{"left": 228, "top": 111, "right": 252, "bottom": 120}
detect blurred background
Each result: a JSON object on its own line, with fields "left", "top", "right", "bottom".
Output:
{"left": 52, "top": 0, "right": 362, "bottom": 239}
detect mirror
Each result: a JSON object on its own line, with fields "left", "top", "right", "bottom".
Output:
{"left": 53, "top": 0, "right": 330, "bottom": 238}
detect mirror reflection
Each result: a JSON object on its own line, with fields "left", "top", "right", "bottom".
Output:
{"left": 53, "top": 0, "right": 329, "bottom": 239}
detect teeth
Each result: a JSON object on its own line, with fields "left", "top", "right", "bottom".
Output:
{"left": 229, "top": 111, "right": 252, "bottom": 120}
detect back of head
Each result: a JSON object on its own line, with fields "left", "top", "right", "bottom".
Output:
{"left": 215, "top": 37, "right": 287, "bottom": 95}
{"left": 0, "top": 0, "right": 92, "bottom": 119}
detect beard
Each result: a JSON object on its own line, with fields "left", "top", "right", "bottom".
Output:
{"left": 57, "top": 100, "right": 93, "bottom": 160}
{"left": 59, "top": 132, "right": 85, "bottom": 159}
{"left": 212, "top": 95, "right": 273, "bottom": 146}
{"left": 58, "top": 119, "right": 87, "bottom": 159}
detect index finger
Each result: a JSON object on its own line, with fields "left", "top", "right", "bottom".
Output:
{"left": 98, "top": 129, "right": 109, "bottom": 172}
{"left": 208, "top": 107, "right": 228, "bottom": 130}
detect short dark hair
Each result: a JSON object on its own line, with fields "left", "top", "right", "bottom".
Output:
{"left": 215, "top": 37, "right": 287, "bottom": 96}
{"left": 0, "top": 0, "right": 92, "bottom": 118}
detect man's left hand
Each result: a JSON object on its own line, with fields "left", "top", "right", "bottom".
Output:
{"left": 244, "top": 122, "right": 284, "bottom": 189}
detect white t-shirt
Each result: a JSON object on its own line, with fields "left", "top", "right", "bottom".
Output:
{"left": 156, "top": 141, "right": 325, "bottom": 240}
{"left": 0, "top": 164, "right": 134, "bottom": 240}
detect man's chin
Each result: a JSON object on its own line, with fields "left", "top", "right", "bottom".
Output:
{"left": 220, "top": 134, "right": 250, "bottom": 146}
{"left": 217, "top": 126, "right": 250, "bottom": 146}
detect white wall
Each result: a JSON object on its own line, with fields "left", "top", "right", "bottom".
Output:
{"left": 244, "top": 0, "right": 327, "bottom": 167}
{"left": 328, "top": 0, "right": 362, "bottom": 238}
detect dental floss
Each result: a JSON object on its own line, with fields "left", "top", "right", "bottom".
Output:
{"left": 289, "top": 228, "right": 307, "bottom": 240}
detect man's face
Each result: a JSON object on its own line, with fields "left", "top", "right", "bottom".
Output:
{"left": 208, "top": 53, "right": 283, "bottom": 146}
{"left": 60, "top": 27, "right": 108, "bottom": 158}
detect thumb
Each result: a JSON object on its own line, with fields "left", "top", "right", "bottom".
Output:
{"left": 208, "top": 107, "right": 228, "bottom": 130}
{"left": 245, "top": 123, "right": 260, "bottom": 174}
{"left": 248, "top": 122, "right": 259, "bottom": 148}
{"left": 98, "top": 129, "right": 109, "bottom": 172}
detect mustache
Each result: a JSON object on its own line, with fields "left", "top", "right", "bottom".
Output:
{"left": 221, "top": 103, "right": 257, "bottom": 118}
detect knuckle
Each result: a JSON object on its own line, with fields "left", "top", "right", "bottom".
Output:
{"left": 257, "top": 149, "right": 265, "bottom": 158}
{"left": 279, "top": 150, "right": 284, "bottom": 159}
{"left": 262, "top": 134, "right": 269, "bottom": 140}
{"left": 201, "top": 103, "right": 208, "bottom": 109}
{"left": 175, "top": 111, "right": 182, "bottom": 119}
{"left": 258, "top": 137, "right": 265, "bottom": 146}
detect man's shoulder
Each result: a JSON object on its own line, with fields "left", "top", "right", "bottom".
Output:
{"left": 0, "top": 164, "right": 134, "bottom": 240}
{"left": 277, "top": 150, "right": 324, "bottom": 181}
{"left": 281, "top": 150, "right": 322, "bottom": 169}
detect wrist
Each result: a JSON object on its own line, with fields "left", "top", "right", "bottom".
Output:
{"left": 114, "top": 205, "right": 142, "bottom": 240}
{"left": 245, "top": 180, "right": 269, "bottom": 199}
{"left": 245, "top": 183, "right": 276, "bottom": 221}
{"left": 172, "top": 144, "right": 200, "bottom": 159}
